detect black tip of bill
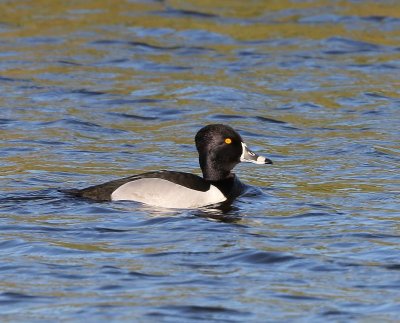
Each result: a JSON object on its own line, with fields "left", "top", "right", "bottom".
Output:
{"left": 263, "top": 157, "right": 273, "bottom": 165}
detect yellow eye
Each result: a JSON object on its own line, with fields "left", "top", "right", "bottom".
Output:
{"left": 225, "top": 138, "right": 232, "bottom": 144}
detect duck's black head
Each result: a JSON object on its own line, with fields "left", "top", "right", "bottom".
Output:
{"left": 195, "top": 124, "right": 272, "bottom": 181}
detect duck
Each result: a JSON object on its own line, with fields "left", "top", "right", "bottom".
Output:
{"left": 65, "top": 124, "right": 272, "bottom": 209}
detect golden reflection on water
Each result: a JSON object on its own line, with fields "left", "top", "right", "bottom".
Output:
{"left": 2, "top": 1, "right": 399, "bottom": 43}
{"left": 2, "top": 0, "right": 398, "bottom": 103}
{"left": 1, "top": 1, "right": 398, "bottom": 194}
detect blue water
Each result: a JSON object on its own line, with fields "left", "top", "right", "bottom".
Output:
{"left": 1, "top": 1, "right": 399, "bottom": 321}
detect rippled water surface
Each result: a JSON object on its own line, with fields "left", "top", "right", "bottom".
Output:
{"left": 1, "top": 1, "right": 400, "bottom": 321}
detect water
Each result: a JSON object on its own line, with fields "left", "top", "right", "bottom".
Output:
{"left": 1, "top": 1, "right": 399, "bottom": 321}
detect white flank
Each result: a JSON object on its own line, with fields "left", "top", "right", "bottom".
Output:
{"left": 111, "top": 178, "right": 226, "bottom": 209}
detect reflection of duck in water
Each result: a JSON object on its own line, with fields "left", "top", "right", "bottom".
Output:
{"left": 65, "top": 124, "right": 272, "bottom": 209}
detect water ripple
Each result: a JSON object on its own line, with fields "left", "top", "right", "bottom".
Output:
{"left": 0, "top": 1, "right": 399, "bottom": 321}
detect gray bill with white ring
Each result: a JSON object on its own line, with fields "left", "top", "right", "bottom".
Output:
{"left": 240, "top": 142, "right": 273, "bottom": 165}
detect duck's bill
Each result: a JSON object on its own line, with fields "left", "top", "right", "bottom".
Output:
{"left": 240, "top": 142, "right": 273, "bottom": 165}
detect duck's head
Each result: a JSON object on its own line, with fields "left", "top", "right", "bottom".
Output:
{"left": 195, "top": 124, "right": 272, "bottom": 181}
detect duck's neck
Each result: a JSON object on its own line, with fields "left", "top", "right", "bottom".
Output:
{"left": 200, "top": 159, "right": 233, "bottom": 182}
{"left": 203, "top": 170, "right": 232, "bottom": 182}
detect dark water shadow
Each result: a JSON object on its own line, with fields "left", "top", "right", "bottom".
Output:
{"left": 190, "top": 204, "right": 243, "bottom": 224}
{"left": 0, "top": 292, "right": 50, "bottom": 306}
{"left": 0, "top": 189, "right": 60, "bottom": 205}
{"left": 216, "top": 249, "right": 299, "bottom": 265}
{"left": 153, "top": 7, "right": 218, "bottom": 19}
{"left": 146, "top": 304, "right": 251, "bottom": 322}
{"left": 323, "top": 36, "right": 388, "bottom": 55}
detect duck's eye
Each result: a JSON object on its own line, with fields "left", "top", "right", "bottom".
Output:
{"left": 224, "top": 138, "right": 232, "bottom": 144}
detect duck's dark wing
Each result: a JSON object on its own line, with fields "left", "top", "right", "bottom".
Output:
{"left": 63, "top": 171, "right": 211, "bottom": 202}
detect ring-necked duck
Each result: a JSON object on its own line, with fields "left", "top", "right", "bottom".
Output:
{"left": 65, "top": 124, "right": 272, "bottom": 208}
